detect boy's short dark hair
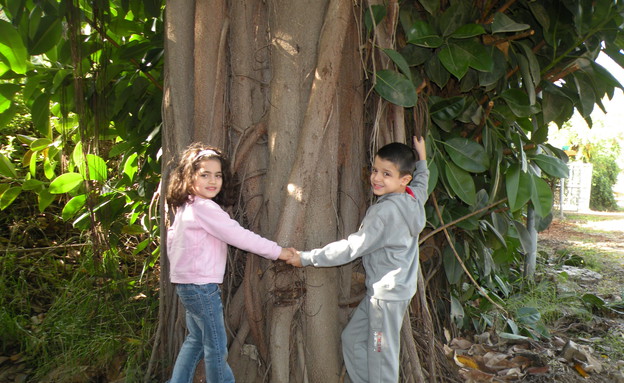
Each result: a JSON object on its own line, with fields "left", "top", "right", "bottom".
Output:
{"left": 376, "top": 142, "right": 418, "bottom": 176}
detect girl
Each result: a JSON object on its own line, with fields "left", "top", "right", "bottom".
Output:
{"left": 166, "top": 143, "right": 292, "bottom": 382}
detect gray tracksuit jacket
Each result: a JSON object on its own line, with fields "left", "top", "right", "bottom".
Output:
{"left": 300, "top": 160, "right": 429, "bottom": 301}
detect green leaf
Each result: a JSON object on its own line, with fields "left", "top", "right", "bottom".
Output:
{"left": 450, "top": 24, "right": 486, "bottom": 39}
{"left": 438, "top": 43, "right": 470, "bottom": 79}
{"left": 511, "top": 220, "right": 533, "bottom": 254}
{"left": 30, "top": 138, "right": 53, "bottom": 151}
{"left": 0, "top": 83, "right": 21, "bottom": 113}
{"left": 425, "top": 56, "right": 450, "bottom": 88}
{"left": 0, "top": 20, "right": 28, "bottom": 74}
{"left": 516, "top": 307, "right": 541, "bottom": 325}
{"left": 506, "top": 164, "right": 532, "bottom": 211}
{"left": 123, "top": 152, "right": 139, "bottom": 182}
{"left": 427, "top": 160, "right": 438, "bottom": 195}
{"left": 417, "top": 0, "right": 439, "bottom": 15}
{"left": 383, "top": 49, "right": 412, "bottom": 81}
{"left": 444, "top": 137, "right": 489, "bottom": 173}
{"left": 374, "top": 70, "right": 417, "bottom": 107}
{"left": 443, "top": 244, "right": 463, "bottom": 284}
{"left": 530, "top": 176, "right": 553, "bottom": 218}
{"left": 38, "top": 188, "right": 55, "bottom": 212}
{"left": 32, "top": 94, "right": 51, "bottom": 136}
{"left": 364, "top": 5, "right": 387, "bottom": 33}
{"left": 49, "top": 172, "right": 84, "bottom": 194}
{"left": 22, "top": 179, "right": 45, "bottom": 191}
{"left": 450, "top": 294, "right": 465, "bottom": 323}
{"left": 445, "top": 162, "right": 476, "bottom": 205}
{"left": 28, "top": 15, "right": 62, "bottom": 55}
{"left": 500, "top": 88, "right": 538, "bottom": 117}
{"left": 430, "top": 97, "right": 465, "bottom": 121}
{"left": 78, "top": 154, "right": 108, "bottom": 182}
{"left": 531, "top": 154, "right": 569, "bottom": 178}
{"left": 406, "top": 21, "right": 443, "bottom": 48}
{"left": 62, "top": 194, "right": 87, "bottom": 220}
{"left": 0, "top": 187, "right": 22, "bottom": 210}
{"left": 0, "top": 152, "right": 18, "bottom": 178}
{"left": 491, "top": 13, "right": 530, "bottom": 33}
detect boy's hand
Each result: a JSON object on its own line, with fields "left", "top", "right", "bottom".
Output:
{"left": 278, "top": 247, "right": 297, "bottom": 261}
{"left": 286, "top": 250, "right": 303, "bottom": 267}
{"left": 413, "top": 136, "right": 426, "bottom": 160}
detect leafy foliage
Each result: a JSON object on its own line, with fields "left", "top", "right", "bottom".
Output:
{"left": 590, "top": 150, "right": 621, "bottom": 211}
{"left": 368, "top": 0, "right": 624, "bottom": 333}
{"left": 0, "top": 0, "right": 164, "bottom": 245}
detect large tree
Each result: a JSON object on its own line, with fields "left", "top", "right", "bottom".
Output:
{"left": 1, "top": 0, "right": 623, "bottom": 381}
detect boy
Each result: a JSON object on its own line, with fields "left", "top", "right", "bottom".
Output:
{"left": 287, "top": 136, "right": 429, "bottom": 382}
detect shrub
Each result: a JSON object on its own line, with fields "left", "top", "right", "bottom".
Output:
{"left": 589, "top": 149, "right": 620, "bottom": 211}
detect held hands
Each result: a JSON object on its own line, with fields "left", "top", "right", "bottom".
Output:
{"left": 277, "top": 247, "right": 303, "bottom": 267}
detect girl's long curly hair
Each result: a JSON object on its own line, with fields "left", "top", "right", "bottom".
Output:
{"left": 166, "top": 143, "right": 234, "bottom": 209}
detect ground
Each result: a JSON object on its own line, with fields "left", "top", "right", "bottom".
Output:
{"left": 452, "top": 211, "right": 624, "bottom": 383}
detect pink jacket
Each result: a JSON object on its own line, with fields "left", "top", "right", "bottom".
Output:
{"left": 167, "top": 197, "right": 281, "bottom": 284}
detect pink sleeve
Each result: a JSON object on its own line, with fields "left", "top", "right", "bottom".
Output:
{"left": 194, "top": 200, "right": 282, "bottom": 260}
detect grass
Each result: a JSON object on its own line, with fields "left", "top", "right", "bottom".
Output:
{"left": 0, "top": 248, "right": 158, "bottom": 382}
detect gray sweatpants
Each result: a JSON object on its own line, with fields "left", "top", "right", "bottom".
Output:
{"left": 341, "top": 296, "right": 410, "bottom": 383}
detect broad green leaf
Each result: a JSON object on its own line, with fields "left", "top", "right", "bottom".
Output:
{"left": 0, "top": 152, "right": 17, "bottom": 178}
{"left": 73, "top": 142, "right": 84, "bottom": 170}
{"left": 425, "top": 55, "right": 450, "bottom": 88}
{"left": 573, "top": 72, "right": 595, "bottom": 118}
{"left": 417, "top": 0, "right": 439, "bottom": 15}
{"left": 406, "top": 21, "right": 443, "bottom": 48}
{"left": 443, "top": 244, "right": 463, "bottom": 284}
{"left": 78, "top": 154, "right": 108, "bottom": 182}
{"left": 28, "top": 15, "right": 62, "bottom": 55}
{"left": 501, "top": 88, "right": 538, "bottom": 117}
{"left": 517, "top": 55, "right": 536, "bottom": 105}
{"left": 0, "top": 83, "right": 21, "bottom": 113}
{"left": 22, "top": 179, "right": 45, "bottom": 191}
{"left": 44, "top": 157, "right": 56, "bottom": 180}
{"left": 531, "top": 154, "right": 569, "bottom": 178}
{"left": 31, "top": 94, "right": 51, "bottom": 136}
{"left": 450, "top": 24, "right": 486, "bottom": 39}
{"left": 516, "top": 307, "right": 541, "bottom": 325}
{"left": 516, "top": 42, "right": 541, "bottom": 88}
{"left": 430, "top": 97, "right": 465, "bottom": 120}
{"left": 439, "top": 43, "right": 470, "bottom": 79}
{"left": 505, "top": 164, "right": 532, "bottom": 211}
{"left": 123, "top": 152, "right": 139, "bottom": 182}
{"left": 0, "top": 20, "right": 28, "bottom": 74}
{"left": 444, "top": 137, "right": 489, "bottom": 173}
{"left": 374, "top": 70, "right": 417, "bottom": 107}
{"left": 464, "top": 40, "right": 494, "bottom": 72}
{"left": 481, "top": 219, "right": 507, "bottom": 248}
{"left": 511, "top": 220, "right": 533, "bottom": 254}
{"left": 491, "top": 12, "right": 530, "bottom": 33}
{"left": 530, "top": 176, "right": 553, "bottom": 218}
{"left": 383, "top": 49, "right": 412, "bottom": 81}
{"left": 62, "top": 194, "right": 88, "bottom": 220}
{"left": 30, "top": 138, "right": 53, "bottom": 151}
{"left": 49, "top": 172, "right": 84, "bottom": 194}
{"left": 478, "top": 46, "right": 506, "bottom": 87}
{"left": 0, "top": 187, "right": 22, "bottom": 210}
{"left": 364, "top": 5, "right": 386, "bottom": 33}
{"left": 445, "top": 162, "right": 476, "bottom": 205}
{"left": 542, "top": 84, "right": 574, "bottom": 127}
{"left": 38, "top": 188, "right": 55, "bottom": 212}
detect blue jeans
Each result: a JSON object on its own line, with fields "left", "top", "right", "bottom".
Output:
{"left": 169, "top": 283, "right": 235, "bottom": 383}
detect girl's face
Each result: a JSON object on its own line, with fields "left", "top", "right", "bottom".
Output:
{"left": 192, "top": 158, "right": 223, "bottom": 200}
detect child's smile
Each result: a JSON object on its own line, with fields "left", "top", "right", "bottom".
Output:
{"left": 193, "top": 159, "right": 223, "bottom": 200}
{"left": 370, "top": 156, "right": 412, "bottom": 196}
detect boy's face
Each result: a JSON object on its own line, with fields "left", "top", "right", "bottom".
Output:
{"left": 370, "top": 156, "right": 412, "bottom": 196}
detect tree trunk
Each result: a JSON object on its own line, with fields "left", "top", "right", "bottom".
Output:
{"left": 156, "top": 1, "right": 455, "bottom": 382}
